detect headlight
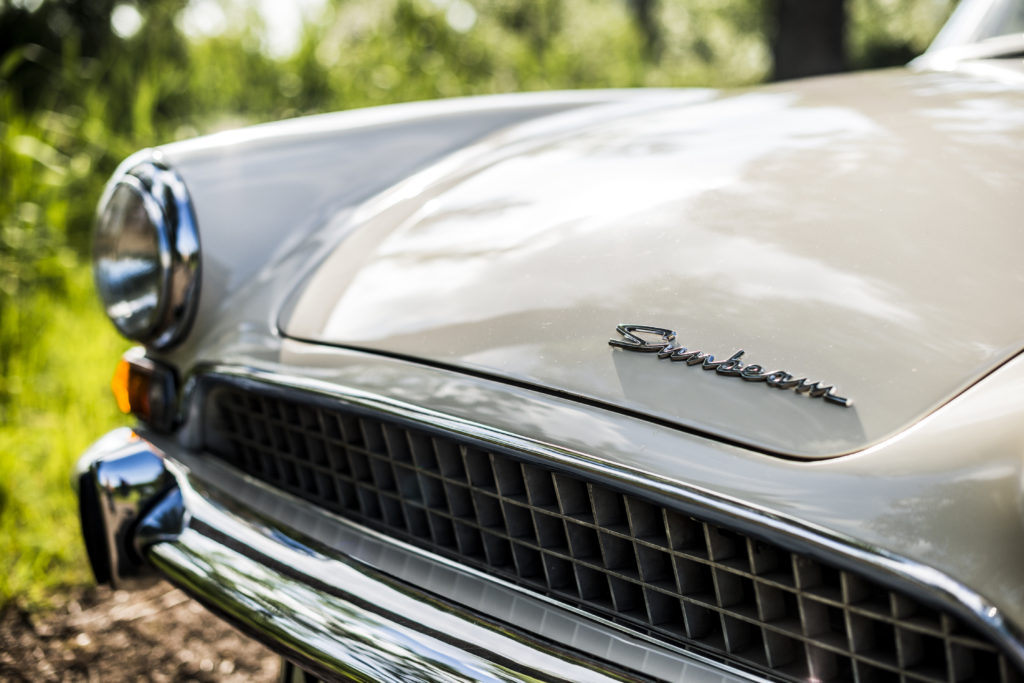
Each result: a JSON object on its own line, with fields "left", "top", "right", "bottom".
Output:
{"left": 93, "top": 154, "right": 200, "bottom": 348}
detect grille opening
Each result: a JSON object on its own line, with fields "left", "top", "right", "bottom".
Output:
{"left": 203, "top": 383, "right": 1022, "bottom": 683}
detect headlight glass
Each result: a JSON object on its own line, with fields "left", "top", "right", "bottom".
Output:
{"left": 94, "top": 180, "right": 169, "bottom": 340}
{"left": 92, "top": 155, "right": 200, "bottom": 348}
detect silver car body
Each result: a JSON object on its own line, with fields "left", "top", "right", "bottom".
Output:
{"left": 77, "top": 3, "right": 1024, "bottom": 681}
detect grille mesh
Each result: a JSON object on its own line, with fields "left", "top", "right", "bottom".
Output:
{"left": 204, "top": 384, "right": 1021, "bottom": 683}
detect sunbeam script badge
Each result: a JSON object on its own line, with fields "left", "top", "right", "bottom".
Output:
{"left": 609, "top": 324, "right": 852, "bottom": 407}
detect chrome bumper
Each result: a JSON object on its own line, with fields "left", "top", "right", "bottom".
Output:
{"left": 75, "top": 428, "right": 754, "bottom": 683}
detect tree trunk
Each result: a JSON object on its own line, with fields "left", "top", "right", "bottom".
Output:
{"left": 771, "top": 0, "right": 847, "bottom": 81}
{"left": 627, "top": 0, "right": 662, "bottom": 61}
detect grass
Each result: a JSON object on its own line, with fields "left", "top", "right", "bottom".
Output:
{"left": 0, "top": 264, "right": 128, "bottom": 607}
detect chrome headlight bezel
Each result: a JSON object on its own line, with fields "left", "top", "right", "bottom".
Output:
{"left": 93, "top": 152, "right": 201, "bottom": 349}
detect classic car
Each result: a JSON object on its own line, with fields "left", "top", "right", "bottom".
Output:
{"left": 75, "top": 0, "right": 1024, "bottom": 680}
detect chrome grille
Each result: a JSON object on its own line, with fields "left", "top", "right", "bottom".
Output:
{"left": 203, "top": 383, "right": 1021, "bottom": 683}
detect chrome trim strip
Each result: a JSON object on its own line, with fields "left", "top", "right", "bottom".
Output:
{"left": 87, "top": 429, "right": 749, "bottom": 683}
{"left": 189, "top": 364, "right": 1024, "bottom": 674}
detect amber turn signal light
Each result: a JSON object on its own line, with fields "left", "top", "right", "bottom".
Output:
{"left": 110, "top": 358, "right": 133, "bottom": 414}
{"left": 109, "top": 349, "right": 177, "bottom": 432}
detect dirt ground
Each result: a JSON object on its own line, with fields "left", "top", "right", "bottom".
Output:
{"left": 0, "top": 583, "right": 280, "bottom": 682}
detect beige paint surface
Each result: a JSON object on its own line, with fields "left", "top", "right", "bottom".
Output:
{"left": 283, "top": 68, "right": 1024, "bottom": 458}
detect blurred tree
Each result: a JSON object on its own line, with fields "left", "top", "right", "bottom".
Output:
{"left": 0, "top": 0, "right": 120, "bottom": 109}
{"left": 492, "top": 0, "right": 563, "bottom": 53}
{"left": 769, "top": 0, "right": 847, "bottom": 80}
{"left": 626, "top": 0, "right": 662, "bottom": 60}
{"left": 848, "top": 0, "right": 954, "bottom": 69}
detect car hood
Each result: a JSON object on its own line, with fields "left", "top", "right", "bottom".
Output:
{"left": 281, "top": 68, "right": 1024, "bottom": 459}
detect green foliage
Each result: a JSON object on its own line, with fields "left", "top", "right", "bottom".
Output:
{"left": 0, "top": 0, "right": 955, "bottom": 607}
{"left": 0, "top": 266, "right": 128, "bottom": 606}
{"left": 849, "top": 0, "right": 956, "bottom": 68}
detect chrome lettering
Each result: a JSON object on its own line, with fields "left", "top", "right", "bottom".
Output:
{"left": 689, "top": 351, "right": 717, "bottom": 368}
{"left": 658, "top": 344, "right": 686, "bottom": 360}
{"left": 609, "top": 324, "right": 852, "bottom": 407}
{"left": 608, "top": 324, "right": 675, "bottom": 353}
{"left": 672, "top": 349, "right": 700, "bottom": 362}
{"left": 739, "top": 364, "right": 767, "bottom": 381}
{"left": 766, "top": 372, "right": 798, "bottom": 389}
{"left": 715, "top": 351, "right": 745, "bottom": 376}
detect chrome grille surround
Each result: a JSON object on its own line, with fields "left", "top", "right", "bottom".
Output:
{"left": 200, "top": 376, "right": 1023, "bottom": 683}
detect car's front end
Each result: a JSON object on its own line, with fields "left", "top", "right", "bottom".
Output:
{"left": 75, "top": 5, "right": 1024, "bottom": 679}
